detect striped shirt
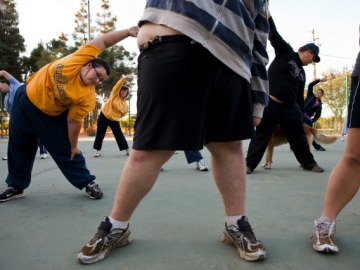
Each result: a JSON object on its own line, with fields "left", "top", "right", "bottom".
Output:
{"left": 139, "top": 0, "right": 269, "bottom": 117}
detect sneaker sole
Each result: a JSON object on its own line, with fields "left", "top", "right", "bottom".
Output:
{"left": 221, "top": 232, "right": 266, "bottom": 262}
{"left": 77, "top": 235, "right": 132, "bottom": 264}
{"left": 85, "top": 191, "right": 103, "bottom": 200}
{"left": 196, "top": 167, "right": 208, "bottom": 171}
{"left": 313, "top": 244, "right": 339, "bottom": 253}
{"left": 0, "top": 193, "right": 25, "bottom": 202}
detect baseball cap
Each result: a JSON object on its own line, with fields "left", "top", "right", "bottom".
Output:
{"left": 305, "top": 43, "right": 320, "bottom": 63}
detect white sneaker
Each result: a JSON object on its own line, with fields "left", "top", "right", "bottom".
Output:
{"left": 40, "top": 153, "right": 47, "bottom": 159}
{"left": 341, "top": 136, "right": 345, "bottom": 141}
{"left": 94, "top": 150, "right": 101, "bottom": 157}
{"left": 2, "top": 156, "right": 7, "bottom": 160}
{"left": 126, "top": 148, "right": 131, "bottom": 156}
{"left": 311, "top": 217, "right": 338, "bottom": 253}
{"left": 196, "top": 159, "right": 208, "bottom": 171}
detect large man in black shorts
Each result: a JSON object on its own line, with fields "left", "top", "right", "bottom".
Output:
{"left": 78, "top": 0, "right": 270, "bottom": 264}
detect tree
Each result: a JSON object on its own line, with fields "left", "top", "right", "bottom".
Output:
{"left": 73, "top": 0, "right": 95, "bottom": 47}
{"left": 16, "top": 0, "right": 138, "bottom": 132}
{"left": 0, "top": 0, "right": 25, "bottom": 81}
{"left": 96, "top": 0, "right": 117, "bottom": 34}
{"left": 318, "top": 68, "right": 351, "bottom": 131}
{"left": 21, "top": 35, "right": 77, "bottom": 79}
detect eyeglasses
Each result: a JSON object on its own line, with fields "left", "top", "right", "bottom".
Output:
{"left": 93, "top": 67, "right": 104, "bottom": 83}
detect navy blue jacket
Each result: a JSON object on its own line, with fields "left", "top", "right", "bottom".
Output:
{"left": 304, "top": 79, "right": 322, "bottom": 123}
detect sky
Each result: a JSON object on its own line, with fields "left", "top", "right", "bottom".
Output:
{"left": 14, "top": 0, "right": 360, "bottom": 115}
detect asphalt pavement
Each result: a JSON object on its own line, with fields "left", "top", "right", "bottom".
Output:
{"left": 0, "top": 136, "right": 359, "bottom": 270}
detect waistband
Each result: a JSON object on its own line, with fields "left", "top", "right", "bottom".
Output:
{"left": 139, "top": 35, "right": 193, "bottom": 52}
{"left": 269, "top": 96, "right": 294, "bottom": 107}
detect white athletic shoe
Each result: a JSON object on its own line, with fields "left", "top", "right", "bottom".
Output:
{"left": 126, "top": 148, "right": 131, "bottom": 156}
{"left": 40, "top": 153, "right": 47, "bottom": 159}
{"left": 2, "top": 155, "right": 7, "bottom": 160}
{"left": 94, "top": 150, "right": 101, "bottom": 157}
{"left": 196, "top": 159, "right": 208, "bottom": 171}
{"left": 311, "top": 217, "right": 339, "bottom": 253}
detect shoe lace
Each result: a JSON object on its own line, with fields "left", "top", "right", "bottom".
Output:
{"left": 92, "top": 218, "right": 112, "bottom": 241}
{"left": 229, "top": 223, "right": 257, "bottom": 242}
{"left": 239, "top": 223, "right": 256, "bottom": 241}
{"left": 314, "top": 221, "right": 332, "bottom": 238}
{"left": 88, "top": 182, "right": 101, "bottom": 193}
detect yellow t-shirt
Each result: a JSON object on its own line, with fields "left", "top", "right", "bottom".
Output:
{"left": 102, "top": 78, "right": 129, "bottom": 121}
{"left": 26, "top": 44, "right": 101, "bottom": 122}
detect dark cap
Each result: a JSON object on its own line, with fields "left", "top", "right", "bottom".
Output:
{"left": 305, "top": 43, "right": 320, "bottom": 63}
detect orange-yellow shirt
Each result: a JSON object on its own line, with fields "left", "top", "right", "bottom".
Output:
{"left": 26, "top": 44, "right": 101, "bottom": 122}
{"left": 102, "top": 78, "right": 129, "bottom": 121}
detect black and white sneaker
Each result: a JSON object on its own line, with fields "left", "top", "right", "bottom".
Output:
{"left": 85, "top": 182, "right": 103, "bottom": 200}
{"left": 77, "top": 217, "right": 132, "bottom": 264}
{"left": 221, "top": 216, "right": 266, "bottom": 261}
{"left": 0, "top": 186, "right": 24, "bottom": 202}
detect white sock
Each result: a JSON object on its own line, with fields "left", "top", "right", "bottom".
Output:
{"left": 226, "top": 215, "right": 243, "bottom": 228}
{"left": 109, "top": 216, "right": 129, "bottom": 230}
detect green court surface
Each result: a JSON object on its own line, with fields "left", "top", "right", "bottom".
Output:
{"left": 0, "top": 136, "right": 359, "bottom": 270}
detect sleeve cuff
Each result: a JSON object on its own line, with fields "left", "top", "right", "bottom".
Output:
{"left": 253, "top": 103, "right": 265, "bottom": 118}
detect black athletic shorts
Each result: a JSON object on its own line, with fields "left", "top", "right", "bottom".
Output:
{"left": 133, "top": 35, "right": 254, "bottom": 150}
{"left": 348, "top": 76, "right": 360, "bottom": 128}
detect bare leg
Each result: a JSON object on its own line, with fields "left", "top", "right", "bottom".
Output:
{"left": 321, "top": 128, "right": 360, "bottom": 220}
{"left": 110, "top": 149, "right": 174, "bottom": 221}
{"left": 207, "top": 141, "right": 245, "bottom": 216}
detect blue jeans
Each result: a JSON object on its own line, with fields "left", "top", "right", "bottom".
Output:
{"left": 184, "top": 151, "right": 203, "bottom": 164}
{"left": 6, "top": 84, "right": 95, "bottom": 190}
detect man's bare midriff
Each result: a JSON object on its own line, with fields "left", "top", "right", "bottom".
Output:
{"left": 270, "top": 95, "right": 283, "bottom": 104}
{"left": 137, "top": 22, "right": 184, "bottom": 48}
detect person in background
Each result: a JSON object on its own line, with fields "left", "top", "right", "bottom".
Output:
{"left": 246, "top": 8, "right": 324, "bottom": 174}
{"left": 0, "top": 26, "right": 139, "bottom": 203}
{"left": 184, "top": 150, "right": 208, "bottom": 171}
{"left": 340, "top": 114, "right": 348, "bottom": 141}
{"left": 0, "top": 71, "right": 49, "bottom": 161}
{"left": 0, "top": 70, "right": 21, "bottom": 161}
{"left": 303, "top": 78, "right": 326, "bottom": 151}
{"left": 93, "top": 75, "right": 133, "bottom": 157}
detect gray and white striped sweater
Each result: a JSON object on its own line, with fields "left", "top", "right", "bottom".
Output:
{"left": 139, "top": 0, "right": 269, "bottom": 117}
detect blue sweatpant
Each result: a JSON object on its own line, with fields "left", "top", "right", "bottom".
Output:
{"left": 5, "top": 84, "right": 95, "bottom": 190}
{"left": 184, "top": 151, "right": 203, "bottom": 164}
